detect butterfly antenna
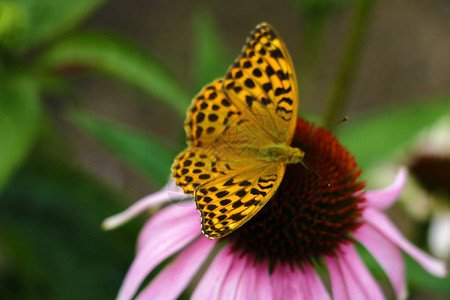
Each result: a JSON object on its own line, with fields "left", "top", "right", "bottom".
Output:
{"left": 303, "top": 116, "right": 349, "bottom": 150}
{"left": 300, "top": 159, "right": 331, "bottom": 187}
{"left": 335, "top": 116, "right": 349, "bottom": 126}
{"left": 298, "top": 117, "right": 348, "bottom": 187}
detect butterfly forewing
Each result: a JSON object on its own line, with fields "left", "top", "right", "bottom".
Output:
{"left": 172, "top": 79, "right": 272, "bottom": 195}
{"left": 172, "top": 23, "right": 299, "bottom": 239}
{"left": 195, "top": 163, "right": 286, "bottom": 239}
{"left": 223, "top": 23, "right": 298, "bottom": 144}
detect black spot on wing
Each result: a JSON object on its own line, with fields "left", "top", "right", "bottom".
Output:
{"left": 232, "top": 200, "right": 244, "bottom": 209}
{"left": 278, "top": 97, "right": 293, "bottom": 105}
{"left": 274, "top": 86, "right": 292, "bottom": 96}
{"left": 250, "top": 188, "right": 267, "bottom": 197}
{"left": 252, "top": 68, "right": 262, "bottom": 77}
{"left": 220, "top": 199, "right": 232, "bottom": 205}
{"left": 265, "top": 65, "right": 275, "bottom": 77}
{"left": 208, "top": 92, "right": 217, "bottom": 100}
{"left": 244, "top": 78, "right": 255, "bottom": 88}
{"left": 216, "top": 191, "right": 230, "bottom": 198}
{"left": 270, "top": 49, "right": 283, "bottom": 59}
{"left": 246, "top": 95, "right": 255, "bottom": 107}
{"left": 261, "top": 97, "right": 271, "bottom": 105}
{"left": 196, "top": 112, "right": 205, "bottom": 123}
{"left": 262, "top": 82, "right": 272, "bottom": 93}
{"left": 239, "top": 181, "right": 252, "bottom": 186}
{"left": 230, "top": 213, "right": 245, "bottom": 222}
{"left": 221, "top": 99, "right": 231, "bottom": 107}
{"left": 236, "top": 189, "right": 247, "bottom": 197}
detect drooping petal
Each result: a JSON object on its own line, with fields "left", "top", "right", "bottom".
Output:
{"left": 364, "top": 167, "right": 408, "bottom": 210}
{"left": 301, "top": 264, "right": 331, "bottom": 300}
{"left": 137, "top": 201, "right": 199, "bottom": 252}
{"left": 363, "top": 207, "right": 447, "bottom": 277}
{"left": 254, "top": 261, "right": 273, "bottom": 300}
{"left": 324, "top": 256, "right": 351, "bottom": 300}
{"left": 135, "top": 236, "right": 215, "bottom": 300}
{"left": 354, "top": 224, "right": 407, "bottom": 300}
{"left": 218, "top": 253, "right": 248, "bottom": 300}
{"left": 338, "top": 244, "right": 385, "bottom": 300}
{"left": 117, "top": 204, "right": 200, "bottom": 300}
{"left": 191, "top": 245, "right": 235, "bottom": 300}
{"left": 103, "top": 179, "right": 187, "bottom": 230}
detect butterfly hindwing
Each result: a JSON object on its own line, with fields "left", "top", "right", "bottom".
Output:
{"left": 223, "top": 22, "right": 298, "bottom": 144}
{"left": 195, "top": 163, "right": 286, "bottom": 239}
{"left": 172, "top": 146, "right": 249, "bottom": 195}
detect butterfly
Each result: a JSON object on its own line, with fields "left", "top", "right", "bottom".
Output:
{"left": 171, "top": 23, "right": 303, "bottom": 239}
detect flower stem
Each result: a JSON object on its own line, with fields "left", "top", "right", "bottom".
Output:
{"left": 322, "top": 0, "right": 375, "bottom": 128}
{"left": 298, "top": 8, "right": 330, "bottom": 114}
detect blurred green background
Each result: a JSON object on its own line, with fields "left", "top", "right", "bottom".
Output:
{"left": 0, "top": 0, "right": 449, "bottom": 299}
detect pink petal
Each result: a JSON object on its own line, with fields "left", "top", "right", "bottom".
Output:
{"left": 286, "top": 267, "right": 305, "bottom": 300}
{"left": 103, "top": 179, "right": 187, "bottom": 230}
{"left": 137, "top": 201, "right": 199, "bottom": 251}
{"left": 302, "top": 264, "right": 331, "bottom": 300}
{"left": 271, "top": 264, "right": 304, "bottom": 300}
{"left": 271, "top": 265, "right": 288, "bottom": 300}
{"left": 282, "top": 287, "right": 303, "bottom": 300}
{"left": 338, "top": 244, "right": 385, "bottom": 300}
{"left": 354, "top": 224, "right": 407, "bottom": 300}
{"left": 191, "top": 245, "right": 235, "bottom": 300}
{"left": 135, "top": 236, "right": 216, "bottom": 300}
{"left": 324, "top": 256, "right": 351, "bottom": 300}
{"left": 235, "top": 258, "right": 257, "bottom": 300}
{"left": 364, "top": 167, "right": 408, "bottom": 210}
{"left": 255, "top": 261, "right": 273, "bottom": 300}
{"left": 218, "top": 254, "right": 248, "bottom": 300}
{"left": 336, "top": 256, "right": 374, "bottom": 300}
{"left": 117, "top": 205, "right": 200, "bottom": 300}
{"left": 270, "top": 265, "right": 285, "bottom": 300}
{"left": 363, "top": 208, "right": 447, "bottom": 277}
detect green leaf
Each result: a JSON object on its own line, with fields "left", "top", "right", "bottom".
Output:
{"left": 404, "top": 254, "right": 450, "bottom": 295}
{"left": 0, "top": 154, "right": 138, "bottom": 299}
{"left": 191, "top": 9, "right": 230, "bottom": 91}
{"left": 338, "top": 97, "right": 450, "bottom": 171}
{"left": 0, "top": 73, "right": 41, "bottom": 192}
{"left": 35, "top": 32, "right": 190, "bottom": 115}
{"left": 70, "top": 110, "right": 178, "bottom": 186}
{"left": 11, "top": 0, "right": 106, "bottom": 50}
{"left": 0, "top": 1, "right": 28, "bottom": 50}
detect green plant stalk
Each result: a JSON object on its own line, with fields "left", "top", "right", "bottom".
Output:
{"left": 298, "top": 8, "right": 330, "bottom": 115}
{"left": 322, "top": 0, "right": 375, "bottom": 128}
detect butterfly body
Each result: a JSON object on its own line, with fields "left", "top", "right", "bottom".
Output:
{"left": 171, "top": 23, "right": 300, "bottom": 239}
{"left": 257, "top": 144, "right": 304, "bottom": 164}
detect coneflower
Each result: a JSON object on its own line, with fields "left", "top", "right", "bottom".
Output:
{"left": 104, "top": 118, "right": 446, "bottom": 300}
